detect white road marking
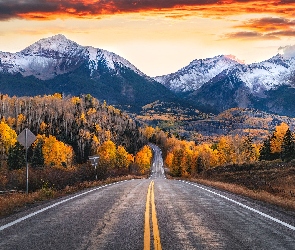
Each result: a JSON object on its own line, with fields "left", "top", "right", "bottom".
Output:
{"left": 0, "top": 180, "right": 129, "bottom": 231}
{"left": 182, "top": 181, "right": 295, "bottom": 231}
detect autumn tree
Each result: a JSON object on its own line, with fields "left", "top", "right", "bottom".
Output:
{"left": 116, "top": 146, "right": 133, "bottom": 170}
{"left": 42, "top": 135, "right": 73, "bottom": 168}
{"left": 135, "top": 145, "right": 152, "bottom": 174}
{"left": 97, "top": 140, "right": 117, "bottom": 169}
{"left": 0, "top": 121, "right": 17, "bottom": 161}
{"left": 242, "top": 136, "right": 256, "bottom": 163}
{"left": 270, "top": 122, "right": 289, "bottom": 156}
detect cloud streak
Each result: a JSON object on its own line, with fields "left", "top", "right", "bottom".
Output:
{"left": 0, "top": 0, "right": 295, "bottom": 20}
{"left": 225, "top": 16, "right": 295, "bottom": 40}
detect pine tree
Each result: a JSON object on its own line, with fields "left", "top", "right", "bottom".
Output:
{"left": 7, "top": 142, "right": 25, "bottom": 170}
{"left": 259, "top": 137, "right": 272, "bottom": 161}
{"left": 31, "top": 140, "right": 44, "bottom": 168}
{"left": 281, "top": 128, "right": 295, "bottom": 162}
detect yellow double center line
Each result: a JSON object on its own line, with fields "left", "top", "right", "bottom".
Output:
{"left": 144, "top": 181, "right": 162, "bottom": 250}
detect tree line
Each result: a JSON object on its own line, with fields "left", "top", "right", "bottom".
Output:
{"left": 142, "top": 122, "right": 295, "bottom": 178}
{"left": 0, "top": 94, "right": 153, "bottom": 191}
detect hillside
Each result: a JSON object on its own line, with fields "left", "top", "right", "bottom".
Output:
{"left": 155, "top": 54, "right": 295, "bottom": 117}
{"left": 0, "top": 35, "right": 178, "bottom": 112}
{"left": 0, "top": 93, "right": 147, "bottom": 163}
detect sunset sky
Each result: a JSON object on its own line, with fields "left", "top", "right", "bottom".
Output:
{"left": 1, "top": 1, "right": 295, "bottom": 76}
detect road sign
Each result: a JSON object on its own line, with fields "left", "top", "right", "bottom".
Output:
{"left": 89, "top": 155, "right": 100, "bottom": 180}
{"left": 17, "top": 128, "right": 36, "bottom": 148}
{"left": 17, "top": 128, "right": 36, "bottom": 194}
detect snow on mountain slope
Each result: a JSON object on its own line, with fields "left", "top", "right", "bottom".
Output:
{"left": 0, "top": 34, "right": 146, "bottom": 80}
{"left": 236, "top": 54, "right": 295, "bottom": 93}
{"left": 155, "top": 53, "right": 295, "bottom": 94}
{"left": 154, "top": 55, "right": 241, "bottom": 92}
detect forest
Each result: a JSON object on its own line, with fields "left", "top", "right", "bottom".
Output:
{"left": 145, "top": 122, "right": 295, "bottom": 177}
{"left": 1, "top": 93, "right": 295, "bottom": 194}
{"left": 0, "top": 93, "right": 153, "bottom": 192}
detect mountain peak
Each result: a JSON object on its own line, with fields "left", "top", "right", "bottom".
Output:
{"left": 223, "top": 54, "right": 245, "bottom": 64}
{"left": 20, "top": 34, "right": 83, "bottom": 56}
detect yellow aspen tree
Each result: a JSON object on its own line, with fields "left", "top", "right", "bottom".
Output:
{"left": 116, "top": 145, "right": 131, "bottom": 169}
{"left": 271, "top": 122, "right": 289, "bottom": 154}
{"left": 217, "top": 136, "right": 233, "bottom": 165}
{"left": 143, "top": 126, "right": 155, "bottom": 140}
{"left": 98, "top": 140, "right": 117, "bottom": 169}
{"left": 42, "top": 135, "right": 73, "bottom": 168}
{"left": 0, "top": 121, "right": 17, "bottom": 157}
{"left": 165, "top": 152, "right": 174, "bottom": 169}
{"left": 135, "top": 145, "right": 152, "bottom": 174}
{"left": 39, "top": 122, "right": 47, "bottom": 134}
{"left": 91, "top": 135, "right": 100, "bottom": 154}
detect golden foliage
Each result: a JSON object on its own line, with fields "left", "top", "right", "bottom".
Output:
{"left": 42, "top": 135, "right": 73, "bottom": 168}
{"left": 0, "top": 121, "right": 17, "bottom": 156}
{"left": 135, "top": 145, "right": 153, "bottom": 174}
{"left": 271, "top": 122, "right": 289, "bottom": 154}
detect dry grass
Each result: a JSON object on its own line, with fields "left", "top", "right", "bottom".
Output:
{"left": 0, "top": 175, "right": 143, "bottom": 218}
{"left": 190, "top": 178, "right": 295, "bottom": 211}
{"left": 169, "top": 162, "right": 295, "bottom": 211}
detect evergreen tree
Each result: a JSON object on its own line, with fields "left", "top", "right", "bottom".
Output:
{"left": 281, "top": 128, "right": 295, "bottom": 162}
{"left": 31, "top": 140, "right": 44, "bottom": 168}
{"left": 7, "top": 142, "right": 25, "bottom": 170}
{"left": 259, "top": 136, "right": 272, "bottom": 161}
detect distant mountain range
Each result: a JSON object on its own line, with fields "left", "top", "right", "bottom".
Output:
{"left": 1, "top": 34, "right": 295, "bottom": 117}
{"left": 0, "top": 34, "right": 177, "bottom": 112}
{"left": 155, "top": 54, "right": 295, "bottom": 116}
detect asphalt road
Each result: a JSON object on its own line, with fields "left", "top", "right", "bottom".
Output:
{"left": 1, "top": 145, "right": 295, "bottom": 249}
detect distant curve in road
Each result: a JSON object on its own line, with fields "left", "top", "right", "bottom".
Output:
{"left": 1, "top": 144, "right": 295, "bottom": 249}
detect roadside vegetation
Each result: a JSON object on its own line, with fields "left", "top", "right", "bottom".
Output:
{"left": 144, "top": 124, "right": 295, "bottom": 210}
{"left": 0, "top": 94, "right": 153, "bottom": 218}
{"left": 1, "top": 92, "right": 295, "bottom": 217}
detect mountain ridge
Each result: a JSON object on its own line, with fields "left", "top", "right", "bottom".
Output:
{"left": 0, "top": 34, "right": 178, "bottom": 112}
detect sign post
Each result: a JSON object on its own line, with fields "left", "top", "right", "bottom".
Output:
{"left": 17, "top": 128, "right": 36, "bottom": 194}
{"left": 88, "top": 155, "right": 100, "bottom": 180}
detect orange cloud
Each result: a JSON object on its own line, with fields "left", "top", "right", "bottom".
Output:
{"left": 225, "top": 16, "right": 295, "bottom": 40}
{"left": 235, "top": 17, "right": 295, "bottom": 32}
{"left": 1, "top": 1, "right": 295, "bottom": 21}
{"left": 224, "top": 31, "right": 280, "bottom": 40}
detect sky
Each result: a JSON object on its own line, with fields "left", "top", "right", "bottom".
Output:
{"left": 1, "top": 1, "right": 295, "bottom": 76}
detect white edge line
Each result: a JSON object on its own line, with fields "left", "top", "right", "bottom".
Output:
{"left": 183, "top": 181, "right": 295, "bottom": 231}
{"left": 0, "top": 180, "right": 129, "bottom": 231}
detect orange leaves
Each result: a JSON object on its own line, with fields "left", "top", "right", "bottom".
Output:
{"left": 135, "top": 145, "right": 153, "bottom": 174}
{"left": 271, "top": 122, "right": 289, "bottom": 154}
{"left": 142, "top": 126, "right": 155, "bottom": 140}
{"left": 0, "top": 121, "right": 17, "bottom": 156}
{"left": 39, "top": 122, "right": 47, "bottom": 134}
{"left": 163, "top": 133, "right": 259, "bottom": 177}
{"left": 116, "top": 145, "right": 133, "bottom": 169}
{"left": 41, "top": 135, "right": 73, "bottom": 168}
{"left": 98, "top": 140, "right": 117, "bottom": 168}
{"left": 97, "top": 140, "right": 134, "bottom": 170}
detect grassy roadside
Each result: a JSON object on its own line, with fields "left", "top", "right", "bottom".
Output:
{"left": 188, "top": 178, "right": 295, "bottom": 211}
{"left": 167, "top": 162, "right": 295, "bottom": 212}
{"left": 0, "top": 175, "right": 144, "bottom": 219}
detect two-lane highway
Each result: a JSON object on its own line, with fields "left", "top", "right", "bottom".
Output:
{"left": 1, "top": 144, "right": 295, "bottom": 249}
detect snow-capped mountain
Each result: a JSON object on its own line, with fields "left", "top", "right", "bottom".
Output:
{"left": 155, "top": 53, "right": 295, "bottom": 95}
{"left": 0, "top": 34, "right": 177, "bottom": 112}
{"left": 0, "top": 34, "right": 145, "bottom": 80}
{"left": 154, "top": 55, "right": 241, "bottom": 92}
